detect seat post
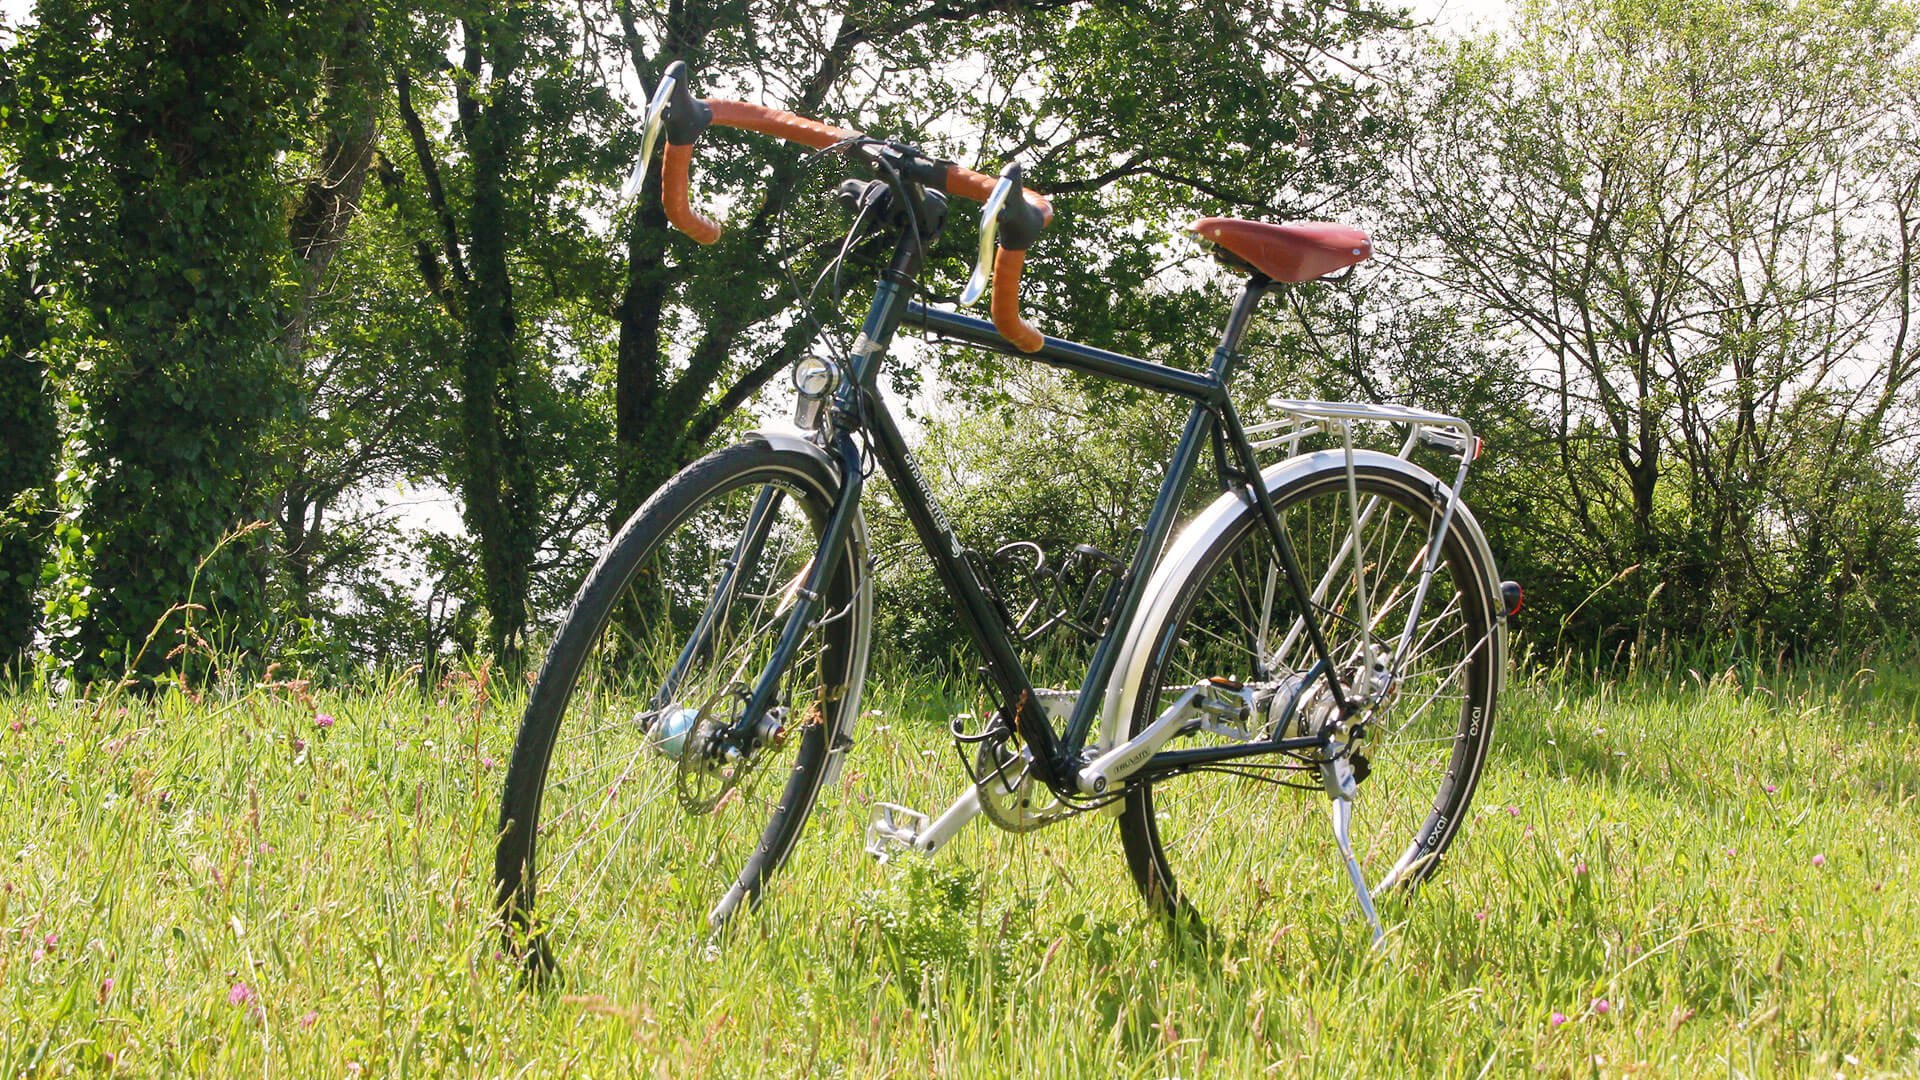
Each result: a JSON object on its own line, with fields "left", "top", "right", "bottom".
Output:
{"left": 1208, "top": 272, "right": 1273, "bottom": 381}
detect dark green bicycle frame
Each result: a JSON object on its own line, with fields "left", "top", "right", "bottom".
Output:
{"left": 721, "top": 204, "right": 1353, "bottom": 798}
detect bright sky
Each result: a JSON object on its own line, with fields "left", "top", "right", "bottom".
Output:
{"left": 1417, "top": 0, "right": 1513, "bottom": 33}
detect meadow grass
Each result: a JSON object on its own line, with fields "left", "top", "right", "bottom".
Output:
{"left": 0, "top": 660, "right": 1916, "bottom": 1076}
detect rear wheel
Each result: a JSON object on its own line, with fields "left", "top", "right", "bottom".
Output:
{"left": 1118, "top": 463, "right": 1501, "bottom": 932}
{"left": 494, "top": 440, "right": 867, "bottom": 966}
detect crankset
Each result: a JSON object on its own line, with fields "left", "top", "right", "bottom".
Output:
{"left": 959, "top": 692, "right": 1075, "bottom": 833}
{"left": 972, "top": 732, "right": 1069, "bottom": 833}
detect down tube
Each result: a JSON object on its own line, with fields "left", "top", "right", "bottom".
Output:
{"left": 858, "top": 393, "right": 1061, "bottom": 776}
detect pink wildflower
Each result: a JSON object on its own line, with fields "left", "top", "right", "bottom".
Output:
{"left": 1592, "top": 998, "right": 1611, "bottom": 1015}
{"left": 1506, "top": 805, "right": 1520, "bottom": 816}
{"left": 1763, "top": 783, "right": 1777, "bottom": 794}
{"left": 299, "top": 1010, "right": 318, "bottom": 1030}
{"left": 315, "top": 713, "right": 335, "bottom": 729}
{"left": 30, "top": 948, "right": 45, "bottom": 963}
{"left": 228, "top": 983, "right": 253, "bottom": 1006}
{"left": 1574, "top": 862, "right": 1587, "bottom": 876}
{"left": 1550, "top": 1011, "right": 1568, "bottom": 1027}
{"left": 1812, "top": 853, "right": 1826, "bottom": 867}
{"left": 481, "top": 755, "right": 498, "bottom": 770}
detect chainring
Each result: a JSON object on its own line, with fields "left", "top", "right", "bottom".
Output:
{"left": 972, "top": 735, "right": 1069, "bottom": 833}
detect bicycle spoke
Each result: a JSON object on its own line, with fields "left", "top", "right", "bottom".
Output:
{"left": 1125, "top": 467, "right": 1498, "bottom": 926}
{"left": 498, "top": 453, "right": 859, "bottom": 969}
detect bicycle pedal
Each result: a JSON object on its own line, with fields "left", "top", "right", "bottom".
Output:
{"left": 864, "top": 802, "right": 929, "bottom": 862}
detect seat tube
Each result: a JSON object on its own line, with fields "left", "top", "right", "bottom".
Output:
{"left": 1212, "top": 272, "right": 1354, "bottom": 718}
{"left": 1061, "top": 276, "right": 1273, "bottom": 751}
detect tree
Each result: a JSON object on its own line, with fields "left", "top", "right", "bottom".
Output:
{"left": 598, "top": 1, "right": 1415, "bottom": 675}
{"left": 380, "top": 0, "right": 628, "bottom": 665}
{"left": 274, "top": 2, "right": 383, "bottom": 620}
{"left": 602, "top": 0, "right": 1406, "bottom": 514}
{"left": 2, "top": 1, "right": 362, "bottom": 680}
{"left": 0, "top": 130, "right": 55, "bottom": 672}
{"left": 1396, "top": 0, "right": 1920, "bottom": 653}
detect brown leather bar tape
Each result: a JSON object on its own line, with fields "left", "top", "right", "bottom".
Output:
{"left": 943, "top": 164, "right": 1053, "bottom": 226}
{"left": 707, "top": 99, "right": 859, "bottom": 150}
{"left": 991, "top": 248, "right": 1043, "bottom": 352}
{"left": 662, "top": 143, "right": 721, "bottom": 244}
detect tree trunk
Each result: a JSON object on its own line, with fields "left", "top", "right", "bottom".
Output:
{"left": 454, "top": 18, "right": 535, "bottom": 667}
{"left": 0, "top": 286, "right": 54, "bottom": 671}
{"left": 278, "top": 4, "right": 378, "bottom": 623}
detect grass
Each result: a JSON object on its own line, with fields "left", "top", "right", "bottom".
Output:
{"left": 0, "top": 660, "right": 1917, "bottom": 1076}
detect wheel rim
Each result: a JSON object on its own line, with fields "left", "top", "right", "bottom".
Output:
{"left": 1130, "top": 472, "right": 1495, "bottom": 933}
{"left": 517, "top": 472, "right": 852, "bottom": 954}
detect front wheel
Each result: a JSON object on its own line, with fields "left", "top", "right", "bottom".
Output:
{"left": 1118, "top": 461, "right": 1502, "bottom": 933}
{"left": 494, "top": 438, "right": 869, "bottom": 967}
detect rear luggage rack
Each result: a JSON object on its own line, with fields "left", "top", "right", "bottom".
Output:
{"left": 1246, "top": 399, "right": 1480, "bottom": 464}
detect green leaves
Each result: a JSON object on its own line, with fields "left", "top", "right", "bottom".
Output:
{"left": 4, "top": 0, "right": 343, "bottom": 681}
{"left": 1396, "top": 0, "right": 1920, "bottom": 656}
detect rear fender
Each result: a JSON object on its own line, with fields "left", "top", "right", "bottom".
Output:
{"left": 1095, "top": 449, "right": 1504, "bottom": 751}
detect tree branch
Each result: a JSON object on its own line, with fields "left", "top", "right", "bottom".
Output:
{"left": 391, "top": 64, "right": 472, "bottom": 296}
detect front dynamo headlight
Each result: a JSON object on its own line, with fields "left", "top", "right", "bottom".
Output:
{"left": 790, "top": 357, "right": 841, "bottom": 429}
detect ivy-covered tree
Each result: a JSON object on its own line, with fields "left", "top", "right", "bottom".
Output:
{"left": 0, "top": 162, "right": 55, "bottom": 673}
{"left": 4, "top": 0, "right": 347, "bottom": 680}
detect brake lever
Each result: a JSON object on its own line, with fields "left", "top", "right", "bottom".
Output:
{"left": 959, "top": 170, "right": 1015, "bottom": 306}
{"left": 621, "top": 68, "right": 680, "bottom": 201}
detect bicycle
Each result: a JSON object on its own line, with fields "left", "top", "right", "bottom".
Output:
{"left": 494, "top": 61, "right": 1519, "bottom": 966}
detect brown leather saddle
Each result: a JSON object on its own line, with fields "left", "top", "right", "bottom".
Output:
{"left": 1191, "top": 217, "right": 1371, "bottom": 282}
